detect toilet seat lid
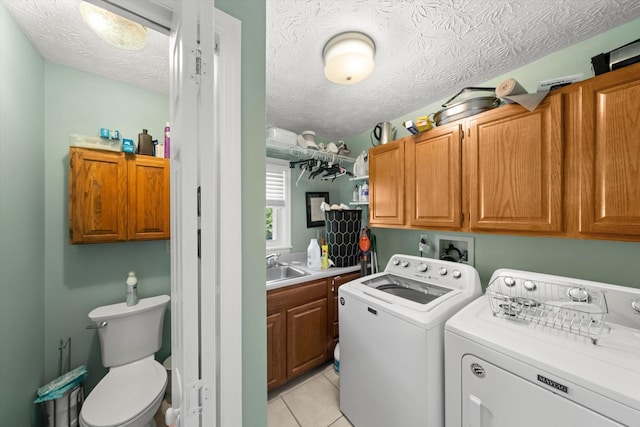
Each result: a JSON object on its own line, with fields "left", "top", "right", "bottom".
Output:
{"left": 81, "top": 357, "right": 167, "bottom": 427}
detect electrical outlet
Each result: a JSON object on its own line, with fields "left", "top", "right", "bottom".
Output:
{"left": 418, "top": 234, "right": 431, "bottom": 255}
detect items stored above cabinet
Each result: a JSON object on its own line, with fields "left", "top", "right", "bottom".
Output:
{"left": 369, "top": 62, "right": 640, "bottom": 241}
{"left": 266, "top": 136, "right": 355, "bottom": 165}
{"left": 68, "top": 147, "right": 170, "bottom": 244}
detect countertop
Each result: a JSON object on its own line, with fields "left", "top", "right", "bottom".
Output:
{"left": 266, "top": 252, "right": 360, "bottom": 291}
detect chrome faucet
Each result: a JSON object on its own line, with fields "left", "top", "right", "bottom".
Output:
{"left": 266, "top": 253, "right": 281, "bottom": 268}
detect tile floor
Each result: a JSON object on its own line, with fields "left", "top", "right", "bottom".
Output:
{"left": 267, "top": 362, "right": 353, "bottom": 427}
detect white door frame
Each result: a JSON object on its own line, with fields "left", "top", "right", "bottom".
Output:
{"left": 81, "top": 3, "right": 244, "bottom": 425}
{"left": 201, "top": 7, "right": 243, "bottom": 427}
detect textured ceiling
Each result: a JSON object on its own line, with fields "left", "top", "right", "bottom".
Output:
{"left": 1, "top": 0, "right": 168, "bottom": 94}
{"left": 3, "top": 0, "right": 640, "bottom": 141}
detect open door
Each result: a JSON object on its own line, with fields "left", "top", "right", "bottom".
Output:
{"left": 168, "top": 2, "right": 243, "bottom": 426}
{"left": 167, "top": 1, "right": 202, "bottom": 425}
{"left": 85, "top": 2, "right": 243, "bottom": 425}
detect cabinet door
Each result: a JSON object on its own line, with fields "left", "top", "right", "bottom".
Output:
{"left": 127, "top": 156, "right": 170, "bottom": 240}
{"left": 407, "top": 123, "right": 463, "bottom": 229}
{"left": 327, "top": 272, "right": 360, "bottom": 355}
{"left": 579, "top": 67, "right": 640, "bottom": 236}
{"left": 369, "top": 140, "right": 405, "bottom": 226}
{"left": 467, "top": 95, "right": 563, "bottom": 232}
{"left": 286, "top": 297, "right": 328, "bottom": 379}
{"left": 267, "top": 312, "right": 285, "bottom": 390}
{"left": 69, "top": 148, "right": 127, "bottom": 243}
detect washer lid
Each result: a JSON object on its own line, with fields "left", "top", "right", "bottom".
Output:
{"left": 81, "top": 357, "right": 167, "bottom": 427}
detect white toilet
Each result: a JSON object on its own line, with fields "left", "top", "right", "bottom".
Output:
{"left": 80, "top": 295, "right": 170, "bottom": 427}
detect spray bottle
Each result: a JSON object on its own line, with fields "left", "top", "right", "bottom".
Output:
{"left": 126, "top": 271, "right": 138, "bottom": 306}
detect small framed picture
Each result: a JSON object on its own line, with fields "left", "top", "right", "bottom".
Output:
{"left": 306, "top": 192, "right": 329, "bottom": 228}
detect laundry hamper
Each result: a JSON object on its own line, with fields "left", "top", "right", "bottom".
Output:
{"left": 324, "top": 210, "right": 362, "bottom": 267}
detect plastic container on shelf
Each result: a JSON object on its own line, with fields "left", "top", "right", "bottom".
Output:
{"left": 266, "top": 127, "right": 297, "bottom": 147}
{"left": 69, "top": 134, "right": 121, "bottom": 152}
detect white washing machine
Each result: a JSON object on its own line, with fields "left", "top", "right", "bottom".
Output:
{"left": 338, "top": 254, "right": 482, "bottom": 427}
{"left": 445, "top": 268, "right": 640, "bottom": 427}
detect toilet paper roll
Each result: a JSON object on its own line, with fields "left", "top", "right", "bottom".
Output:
{"left": 496, "top": 78, "right": 528, "bottom": 98}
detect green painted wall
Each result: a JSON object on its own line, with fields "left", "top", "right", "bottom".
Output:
{"left": 289, "top": 170, "right": 344, "bottom": 252}
{"left": 342, "top": 17, "right": 640, "bottom": 288}
{"left": 0, "top": 5, "right": 45, "bottom": 425}
{"left": 43, "top": 63, "right": 171, "bottom": 392}
{"left": 215, "top": 1, "right": 267, "bottom": 426}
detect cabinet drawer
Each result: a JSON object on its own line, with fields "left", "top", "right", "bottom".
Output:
{"left": 267, "top": 279, "right": 326, "bottom": 314}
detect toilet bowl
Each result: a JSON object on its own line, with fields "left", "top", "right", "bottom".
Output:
{"left": 80, "top": 357, "right": 166, "bottom": 427}
{"left": 80, "top": 295, "right": 170, "bottom": 427}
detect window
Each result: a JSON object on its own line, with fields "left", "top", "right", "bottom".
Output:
{"left": 266, "top": 159, "right": 291, "bottom": 251}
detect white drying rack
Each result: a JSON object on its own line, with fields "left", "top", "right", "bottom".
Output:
{"left": 486, "top": 275, "right": 609, "bottom": 344}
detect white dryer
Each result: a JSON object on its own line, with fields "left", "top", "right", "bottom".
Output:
{"left": 339, "top": 254, "right": 482, "bottom": 427}
{"left": 445, "top": 268, "right": 640, "bottom": 427}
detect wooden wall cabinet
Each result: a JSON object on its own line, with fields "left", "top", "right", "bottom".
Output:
{"left": 370, "top": 94, "right": 563, "bottom": 235}
{"left": 369, "top": 140, "right": 405, "bottom": 226}
{"left": 68, "top": 147, "right": 170, "bottom": 244}
{"left": 467, "top": 95, "right": 563, "bottom": 233}
{"left": 406, "top": 123, "right": 463, "bottom": 229}
{"left": 573, "top": 64, "right": 640, "bottom": 238}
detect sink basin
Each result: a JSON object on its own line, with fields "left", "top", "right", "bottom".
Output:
{"left": 266, "top": 265, "right": 309, "bottom": 284}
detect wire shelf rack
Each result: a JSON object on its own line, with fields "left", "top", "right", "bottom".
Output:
{"left": 486, "top": 275, "right": 609, "bottom": 344}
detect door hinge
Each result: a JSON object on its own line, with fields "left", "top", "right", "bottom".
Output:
{"left": 186, "top": 379, "right": 211, "bottom": 416}
{"left": 189, "top": 46, "right": 202, "bottom": 84}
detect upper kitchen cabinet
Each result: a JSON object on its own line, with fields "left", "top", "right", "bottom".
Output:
{"left": 467, "top": 94, "right": 563, "bottom": 233}
{"left": 406, "top": 123, "right": 463, "bottom": 229}
{"left": 369, "top": 140, "right": 405, "bottom": 226}
{"left": 574, "top": 63, "right": 640, "bottom": 238}
{"left": 68, "top": 147, "right": 170, "bottom": 244}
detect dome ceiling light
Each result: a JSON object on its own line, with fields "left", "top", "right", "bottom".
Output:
{"left": 323, "top": 32, "right": 375, "bottom": 85}
{"left": 79, "top": 1, "right": 148, "bottom": 51}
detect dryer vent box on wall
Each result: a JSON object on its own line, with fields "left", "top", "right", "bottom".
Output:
{"left": 435, "top": 235, "right": 474, "bottom": 266}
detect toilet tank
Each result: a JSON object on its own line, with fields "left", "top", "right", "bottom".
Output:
{"left": 89, "top": 295, "right": 170, "bottom": 368}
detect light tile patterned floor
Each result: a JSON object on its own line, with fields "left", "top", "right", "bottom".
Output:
{"left": 267, "top": 363, "right": 353, "bottom": 427}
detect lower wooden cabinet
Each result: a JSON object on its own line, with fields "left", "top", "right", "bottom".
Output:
{"left": 286, "top": 298, "right": 328, "bottom": 379}
{"left": 267, "top": 271, "right": 360, "bottom": 391}
{"left": 267, "top": 279, "right": 328, "bottom": 390}
{"left": 266, "top": 312, "right": 285, "bottom": 390}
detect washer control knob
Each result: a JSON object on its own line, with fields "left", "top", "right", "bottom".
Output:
{"left": 632, "top": 300, "right": 640, "bottom": 314}
{"left": 416, "top": 263, "right": 428, "bottom": 272}
{"left": 401, "top": 261, "right": 409, "bottom": 268}
{"left": 523, "top": 280, "right": 537, "bottom": 291}
{"left": 392, "top": 258, "right": 400, "bottom": 266}
{"left": 452, "top": 270, "right": 462, "bottom": 279}
{"left": 439, "top": 267, "right": 448, "bottom": 276}
{"left": 504, "top": 277, "right": 516, "bottom": 287}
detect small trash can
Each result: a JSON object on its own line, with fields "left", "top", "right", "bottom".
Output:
{"left": 325, "top": 210, "right": 362, "bottom": 267}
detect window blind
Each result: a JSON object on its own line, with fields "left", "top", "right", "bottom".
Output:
{"left": 266, "top": 169, "right": 286, "bottom": 207}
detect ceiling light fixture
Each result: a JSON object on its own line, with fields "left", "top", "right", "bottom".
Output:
{"left": 79, "top": 1, "right": 147, "bottom": 51}
{"left": 323, "top": 32, "right": 375, "bottom": 85}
